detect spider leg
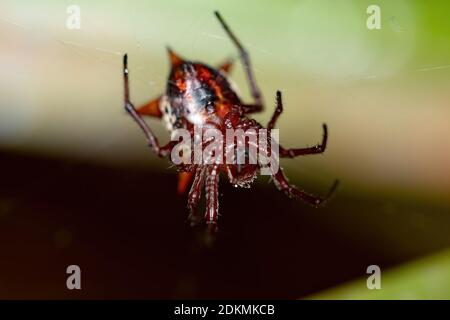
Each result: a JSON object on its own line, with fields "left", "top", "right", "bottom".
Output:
{"left": 214, "top": 11, "right": 264, "bottom": 113}
{"left": 187, "top": 166, "right": 206, "bottom": 226}
{"left": 268, "top": 91, "right": 283, "bottom": 130}
{"left": 272, "top": 168, "right": 339, "bottom": 207}
{"left": 123, "top": 54, "right": 174, "bottom": 157}
{"left": 240, "top": 104, "right": 263, "bottom": 114}
{"left": 178, "top": 171, "right": 195, "bottom": 195}
{"left": 136, "top": 95, "right": 163, "bottom": 118}
{"left": 279, "top": 124, "right": 328, "bottom": 158}
{"left": 266, "top": 91, "right": 328, "bottom": 157}
{"left": 205, "top": 165, "right": 220, "bottom": 233}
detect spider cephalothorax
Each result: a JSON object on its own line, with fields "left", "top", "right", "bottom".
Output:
{"left": 123, "top": 11, "right": 338, "bottom": 233}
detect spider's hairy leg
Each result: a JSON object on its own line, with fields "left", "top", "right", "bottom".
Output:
{"left": 214, "top": 11, "right": 264, "bottom": 113}
{"left": 268, "top": 90, "right": 283, "bottom": 130}
{"left": 272, "top": 168, "right": 339, "bottom": 207}
{"left": 267, "top": 91, "right": 328, "bottom": 158}
{"left": 240, "top": 104, "right": 264, "bottom": 114}
{"left": 123, "top": 54, "right": 174, "bottom": 157}
{"left": 204, "top": 165, "right": 220, "bottom": 233}
{"left": 178, "top": 171, "right": 195, "bottom": 195}
{"left": 279, "top": 124, "right": 328, "bottom": 158}
{"left": 187, "top": 166, "right": 206, "bottom": 226}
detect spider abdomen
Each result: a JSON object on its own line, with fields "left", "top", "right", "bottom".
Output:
{"left": 162, "top": 61, "right": 241, "bottom": 133}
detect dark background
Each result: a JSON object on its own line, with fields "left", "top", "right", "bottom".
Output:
{"left": 1, "top": 151, "right": 449, "bottom": 299}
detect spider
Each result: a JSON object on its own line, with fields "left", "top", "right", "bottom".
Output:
{"left": 123, "top": 11, "right": 338, "bottom": 233}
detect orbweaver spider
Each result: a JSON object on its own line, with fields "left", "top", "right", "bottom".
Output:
{"left": 123, "top": 11, "right": 338, "bottom": 233}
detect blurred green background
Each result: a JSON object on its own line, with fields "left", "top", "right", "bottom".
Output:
{"left": 0, "top": 0, "right": 449, "bottom": 299}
